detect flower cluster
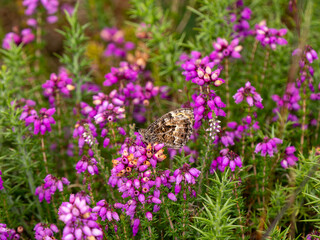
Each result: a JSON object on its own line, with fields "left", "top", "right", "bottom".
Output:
{"left": 2, "top": 28, "right": 35, "bottom": 49}
{"left": 42, "top": 70, "right": 75, "bottom": 106}
{"left": 104, "top": 61, "right": 139, "bottom": 87}
{"left": 210, "top": 148, "right": 242, "bottom": 173}
{"left": 272, "top": 83, "right": 300, "bottom": 122}
{"left": 93, "top": 199, "right": 120, "bottom": 232}
{"left": 23, "top": 0, "right": 59, "bottom": 25}
{"left": 23, "top": 107, "right": 56, "bottom": 135}
{"left": 76, "top": 155, "right": 99, "bottom": 175}
{"left": 255, "top": 137, "right": 283, "bottom": 157}
{"left": 101, "top": 27, "right": 135, "bottom": 58}
{"left": 293, "top": 46, "right": 319, "bottom": 96}
{"left": 108, "top": 137, "right": 200, "bottom": 236}
{"left": 228, "top": 0, "right": 253, "bottom": 39}
{"left": 34, "top": 223, "right": 59, "bottom": 240}
{"left": 0, "top": 224, "right": 20, "bottom": 239}
{"left": 0, "top": 171, "right": 3, "bottom": 190}
{"left": 209, "top": 38, "right": 242, "bottom": 64}
{"left": 181, "top": 51, "right": 225, "bottom": 86}
{"left": 280, "top": 146, "right": 298, "bottom": 169}
{"left": 213, "top": 116, "right": 259, "bottom": 147}
{"left": 35, "top": 174, "right": 70, "bottom": 203}
{"left": 73, "top": 119, "right": 97, "bottom": 155}
{"left": 58, "top": 193, "right": 103, "bottom": 240}
{"left": 191, "top": 90, "right": 226, "bottom": 129}
{"left": 233, "top": 81, "right": 263, "bottom": 108}
{"left": 254, "top": 20, "right": 288, "bottom": 50}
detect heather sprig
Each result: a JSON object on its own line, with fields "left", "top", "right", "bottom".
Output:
{"left": 57, "top": 5, "right": 91, "bottom": 104}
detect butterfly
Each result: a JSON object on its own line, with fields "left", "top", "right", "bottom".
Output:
{"left": 139, "top": 108, "right": 195, "bottom": 149}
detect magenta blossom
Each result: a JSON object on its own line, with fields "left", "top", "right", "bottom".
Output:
{"left": 233, "top": 82, "right": 263, "bottom": 108}
{"left": 0, "top": 171, "right": 3, "bottom": 190}
{"left": 58, "top": 193, "right": 103, "bottom": 240}
{"left": 280, "top": 146, "right": 298, "bottom": 169}
{"left": 34, "top": 223, "right": 59, "bottom": 240}
{"left": 35, "top": 174, "right": 70, "bottom": 203}
{"left": 42, "top": 70, "right": 74, "bottom": 106}
{"left": 255, "top": 137, "right": 283, "bottom": 157}
{"left": 2, "top": 28, "right": 35, "bottom": 49}
{"left": 210, "top": 148, "right": 242, "bottom": 173}
{"left": 24, "top": 108, "right": 56, "bottom": 135}
{"left": 75, "top": 155, "right": 99, "bottom": 175}
{"left": 255, "top": 20, "right": 287, "bottom": 50}
{"left": 209, "top": 38, "right": 243, "bottom": 64}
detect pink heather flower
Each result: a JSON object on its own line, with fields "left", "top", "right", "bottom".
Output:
{"left": 210, "top": 38, "right": 243, "bottom": 63}
{"left": 255, "top": 137, "right": 283, "bottom": 157}
{"left": 23, "top": 0, "right": 59, "bottom": 24}
{"left": 2, "top": 29, "right": 35, "bottom": 50}
{"left": 101, "top": 27, "right": 135, "bottom": 58}
{"left": 181, "top": 52, "right": 225, "bottom": 87}
{"left": 35, "top": 174, "right": 70, "bottom": 203}
{"left": 168, "top": 193, "right": 177, "bottom": 201}
{"left": 34, "top": 223, "right": 59, "bottom": 240}
{"left": 255, "top": 20, "right": 288, "bottom": 50}
{"left": 42, "top": 71, "right": 74, "bottom": 106}
{"left": 93, "top": 199, "right": 120, "bottom": 223}
{"left": 58, "top": 193, "right": 103, "bottom": 240}
{"left": 24, "top": 108, "right": 56, "bottom": 135}
{"left": 0, "top": 224, "right": 20, "bottom": 239}
{"left": 210, "top": 148, "right": 242, "bottom": 173}
{"left": 0, "top": 170, "right": 3, "bottom": 190}
{"left": 233, "top": 81, "right": 263, "bottom": 108}
{"left": 191, "top": 91, "right": 226, "bottom": 129}
{"left": 75, "top": 156, "right": 99, "bottom": 175}
{"left": 280, "top": 146, "right": 298, "bottom": 169}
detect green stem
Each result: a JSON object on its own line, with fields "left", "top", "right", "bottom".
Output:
{"left": 16, "top": 134, "right": 43, "bottom": 220}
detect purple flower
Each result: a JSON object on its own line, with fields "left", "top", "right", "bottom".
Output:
{"left": 2, "top": 28, "right": 35, "bottom": 49}
{"left": 34, "top": 223, "right": 59, "bottom": 240}
{"left": 233, "top": 82, "right": 263, "bottom": 108}
{"left": 23, "top": 0, "right": 59, "bottom": 24}
{"left": 132, "top": 218, "right": 140, "bottom": 236}
{"left": 168, "top": 193, "right": 177, "bottom": 201}
{"left": 35, "top": 174, "right": 70, "bottom": 203}
{"left": 76, "top": 155, "right": 99, "bottom": 175}
{"left": 0, "top": 171, "right": 3, "bottom": 190}
{"left": 181, "top": 52, "right": 225, "bottom": 87}
{"left": 210, "top": 38, "right": 243, "bottom": 63}
{"left": 255, "top": 20, "right": 287, "bottom": 50}
{"left": 42, "top": 70, "right": 74, "bottom": 106}
{"left": 24, "top": 108, "right": 56, "bottom": 135}
{"left": 191, "top": 90, "right": 226, "bottom": 129}
{"left": 100, "top": 27, "right": 135, "bottom": 58}
{"left": 228, "top": 1, "right": 253, "bottom": 40}
{"left": 0, "top": 224, "right": 20, "bottom": 239}
{"left": 210, "top": 149, "right": 242, "bottom": 173}
{"left": 93, "top": 199, "right": 120, "bottom": 223}
{"left": 280, "top": 146, "right": 298, "bottom": 169}
{"left": 58, "top": 193, "right": 103, "bottom": 240}
{"left": 255, "top": 137, "right": 283, "bottom": 157}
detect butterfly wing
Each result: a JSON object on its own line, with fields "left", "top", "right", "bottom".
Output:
{"left": 144, "top": 108, "right": 194, "bottom": 149}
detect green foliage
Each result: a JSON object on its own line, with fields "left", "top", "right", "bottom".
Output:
{"left": 192, "top": 170, "right": 241, "bottom": 240}
{"left": 57, "top": 4, "right": 91, "bottom": 103}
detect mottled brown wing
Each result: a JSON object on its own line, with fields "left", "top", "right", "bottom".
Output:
{"left": 144, "top": 108, "right": 194, "bottom": 149}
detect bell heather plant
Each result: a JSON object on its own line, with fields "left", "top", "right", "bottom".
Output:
{"left": 0, "top": 0, "right": 320, "bottom": 239}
